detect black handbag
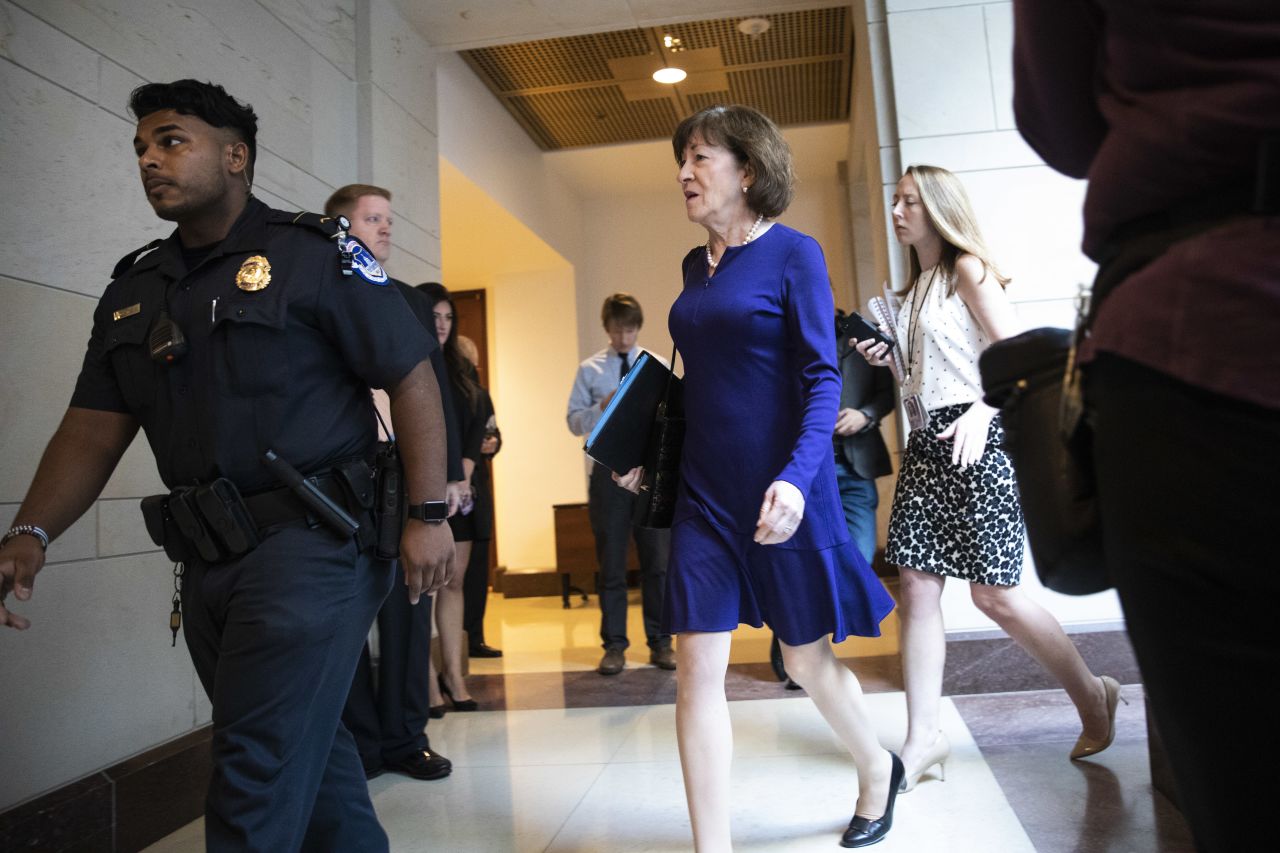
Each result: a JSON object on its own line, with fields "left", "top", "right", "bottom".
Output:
{"left": 979, "top": 188, "right": 1261, "bottom": 594}
{"left": 632, "top": 347, "right": 684, "bottom": 529}
{"left": 980, "top": 326, "right": 1107, "bottom": 594}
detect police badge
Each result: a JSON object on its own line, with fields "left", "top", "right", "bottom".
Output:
{"left": 236, "top": 255, "right": 272, "bottom": 291}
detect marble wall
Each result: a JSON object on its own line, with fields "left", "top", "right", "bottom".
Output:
{"left": 0, "top": 0, "right": 439, "bottom": 810}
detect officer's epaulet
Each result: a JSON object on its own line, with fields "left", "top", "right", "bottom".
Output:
{"left": 273, "top": 209, "right": 345, "bottom": 239}
{"left": 274, "top": 210, "right": 389, "bottom": 284}
{"left": 112, "top": 239, "right": 163, "bottom": 279}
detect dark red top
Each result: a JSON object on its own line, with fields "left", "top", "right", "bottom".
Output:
{"left": 1013, "top": 0, "right": 1280, "bottom": 408}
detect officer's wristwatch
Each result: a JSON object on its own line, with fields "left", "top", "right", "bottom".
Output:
{"left": 407, "top": 501, "right": 449, "bottom": 524}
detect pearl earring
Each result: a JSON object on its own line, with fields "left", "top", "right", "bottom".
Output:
{"left": 742, "top": 186, "right": 748, "bottom": 193}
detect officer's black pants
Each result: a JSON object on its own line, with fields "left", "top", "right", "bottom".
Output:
{"left": 1089, "top": 354, "right": 1280, "bottom": 853}
{"left": 343, "top": 567, "right": 433, "bottom": 769}
{"left": 587, "top": 463, "right": 671, "bottom": 652}
{"left": 182, "top": 523, "right": 393, "bottom": 853}
{"left": 463, "top": 538, "right": 492, "bottom": 646}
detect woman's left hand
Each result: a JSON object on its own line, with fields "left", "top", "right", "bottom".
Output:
{"left": 613, "top": 466, "right": 644, "bottom": 494}
{"left": 755, "top": 480, "right": 805, "bottom": 545}
{"left": 936, "top": 401, "right": 997, "bottom": 468}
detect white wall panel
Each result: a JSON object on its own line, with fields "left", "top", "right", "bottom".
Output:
{"left": 887, "top": 5, "right": 996, "bottom": 138}
{"left": 370, "top": 87, "right": 439, "bottom": 266}
{"left": 308, "top": 49, "right": 359, "bottom": 195}
{"left": 959, "top": 165, "right": 1092, "bottom": 302}
{"left": 259, "top": 0, "right": 357, "bottom": 79}
{"left": 98, "top": 497, "right": 161, "bottom": 558}
{"left": 888, "top": 0, "right": 984, "bottom": 11}
{"left": 899, "top": 127, "right": 1039, "bottom": 173}
{"left": 0, "top": 0, "right": 101, "bottom": 96}
{"left": 984, "top": 2, "right": 1016, "bottom": 131}
{"left": 0, "top": 552, "right": 199, "bottom": 810}
{"left": 369, "top": 0, "right": 435, "bottom": 134}
{"left": 0, "top": 277, "right": 106, "bottom": 499}
{"left": 0, "top": 504, "right": 98, "bottom": 565}
{"left": 0, "top": 61, "right": 166, "bottom": 299}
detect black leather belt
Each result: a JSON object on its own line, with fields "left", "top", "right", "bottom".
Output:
{"left": 243, "top": 475, "right": 347, "bottom": 531}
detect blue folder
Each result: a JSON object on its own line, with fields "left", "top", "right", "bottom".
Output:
{"left": 584, "top": 352, "right": 681, "bottom": 474}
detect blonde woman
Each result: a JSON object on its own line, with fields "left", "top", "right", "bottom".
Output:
{"left": 856, "top": 165, "right": 1121, "bottom": 792}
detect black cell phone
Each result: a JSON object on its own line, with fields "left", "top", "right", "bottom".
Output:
{"left": 842, "top": 311, "right": 895, "bottom": 349}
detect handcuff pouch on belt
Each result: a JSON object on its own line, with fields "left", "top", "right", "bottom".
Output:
{"left": 141, "top": 480, "right": 260, "bottom": 564}
{"left": 140, "top": 461, "right": 379, "bottom": 564}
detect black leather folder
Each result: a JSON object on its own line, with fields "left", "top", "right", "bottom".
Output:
{"left": 584, "top": 352, "right": 682, "bottom": 474}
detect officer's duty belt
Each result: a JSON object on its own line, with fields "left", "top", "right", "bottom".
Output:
{"left": 243, "top": 475, "right": 348, "bottom": 530}
{"left": 143, "top": 469, "right": 372, "bottom": 565}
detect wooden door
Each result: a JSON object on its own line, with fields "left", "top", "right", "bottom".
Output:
{"left": 452, "top": 289, "right": 488, "bottom": 386}
{"left": 451, "top": 289, "right": 497, "bottom": 574}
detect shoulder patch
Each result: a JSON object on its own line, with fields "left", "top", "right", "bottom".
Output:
{"left": 342, "top": 237, "right": 389, "bottom": 285}
{"left": 112, "top": 239, "right": 163, "bottom": 279}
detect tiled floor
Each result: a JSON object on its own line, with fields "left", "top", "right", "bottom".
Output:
{"left": 144, "top": 591, "right": 1195, "bottom": 852}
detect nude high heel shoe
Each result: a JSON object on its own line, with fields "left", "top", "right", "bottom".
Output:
{"left": 1071, "top": 675, "right": 1126, "bottom": 760}
{"left": 899, "top": 731, "right": 950, "bottom": 792}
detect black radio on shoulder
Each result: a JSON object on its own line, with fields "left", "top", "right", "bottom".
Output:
{"left": 149, "top": 307, "right": 189, "bottom": 364}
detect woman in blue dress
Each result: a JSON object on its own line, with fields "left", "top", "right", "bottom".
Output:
{"left": 618, "top": 105, "right": 900, "bottom": 850}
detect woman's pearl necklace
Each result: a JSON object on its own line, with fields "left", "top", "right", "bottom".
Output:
{"left": 706, "top": 213, "right": 765, "bottom": 269}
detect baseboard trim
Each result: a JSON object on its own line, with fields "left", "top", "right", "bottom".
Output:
{"left": 0, "top": 726, "right": 211, "bottom": 853}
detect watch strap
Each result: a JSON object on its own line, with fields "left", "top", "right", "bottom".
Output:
{"left": 408, "top": 501, "right": 449, "bottom": 522}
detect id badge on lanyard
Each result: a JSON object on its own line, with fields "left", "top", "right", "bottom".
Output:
{"left": 903, "top": 383, "right": 930, "bottom": 432}
{"left": 902, "top": 269, "right": 939, "bottom": 433}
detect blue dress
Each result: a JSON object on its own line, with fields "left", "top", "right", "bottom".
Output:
{"left": 663, "top": 223, "right": 895, "bottom": 645}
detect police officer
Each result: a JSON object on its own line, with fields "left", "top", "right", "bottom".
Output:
{"left": 0, "top": 79, "right": 453, "bottom": 852}
{"left": 325, "top": 183, "right": 460, "bottom": 782}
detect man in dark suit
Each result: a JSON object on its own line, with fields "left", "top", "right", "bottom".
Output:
{"left": 772, "top": 309, "right": 895, "bottom": 685}
{"left": 832, "top": 309, "right": 896, "bottom": 564}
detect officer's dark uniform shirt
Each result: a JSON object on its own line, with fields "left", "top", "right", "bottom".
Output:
{"left": 70, "top": 197, "right": 432, "bottom": 492}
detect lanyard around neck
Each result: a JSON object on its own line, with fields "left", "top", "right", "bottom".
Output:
{"left": 905, "top": 266, "right": 940, "bottom": 379}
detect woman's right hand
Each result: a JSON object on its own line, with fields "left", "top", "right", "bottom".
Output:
{"left": 613, "top": 466, "right": 644, "bottom": 494}
{"left": 853, "top": 333, "right": 892, "bottom": 367}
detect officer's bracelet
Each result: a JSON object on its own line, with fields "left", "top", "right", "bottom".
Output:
{"left": 1, "top": 524, "right": 50, "bottom": 551}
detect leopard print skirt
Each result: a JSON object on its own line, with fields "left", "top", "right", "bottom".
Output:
{"left": 885, "top": 403, "right": 1025, "bottom": 586}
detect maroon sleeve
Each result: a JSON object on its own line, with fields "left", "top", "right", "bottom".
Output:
{"left": 1012, "top": 0, "right": 1107, "bottom": 179}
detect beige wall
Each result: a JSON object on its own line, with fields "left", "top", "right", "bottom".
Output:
{"left": 487, "top": 268, "right": 587, "bottom": 569}
{"left": 0, "top": 0, "right": 439, "bottom": 811}
{"left": 574, "top": 162, "right": 860, "bottom": 366}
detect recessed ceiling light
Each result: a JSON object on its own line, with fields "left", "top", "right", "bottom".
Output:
{"left": 652, "top": 67, "right": 687, "bottom": 84}
{"left": 737, "top": 17, "right": 771, "bottom": 37}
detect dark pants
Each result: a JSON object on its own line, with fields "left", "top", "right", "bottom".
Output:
{"left": 343, "top": 565, "right": 433, "bottom": 771}
{"left": 835, "top": 457, "right": 879, "bottom": 565}
{"left": 587, "top": 463, "right": 671, "bottom": 651}
{"left": 182, "top": 525, "right": 392, "bottom": 853}
{"left": 1089, "top": 354, "right": 1280, "bottom": 853}
{"left": 463, "top": 538, "right": 491, "bottom": 647}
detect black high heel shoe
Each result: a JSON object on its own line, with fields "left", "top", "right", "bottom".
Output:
{"left": 841, "top": 752, "right": 904, "bottom": 848}
{"left": 438, "top": 673, "right": 478, "bottom": 712}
